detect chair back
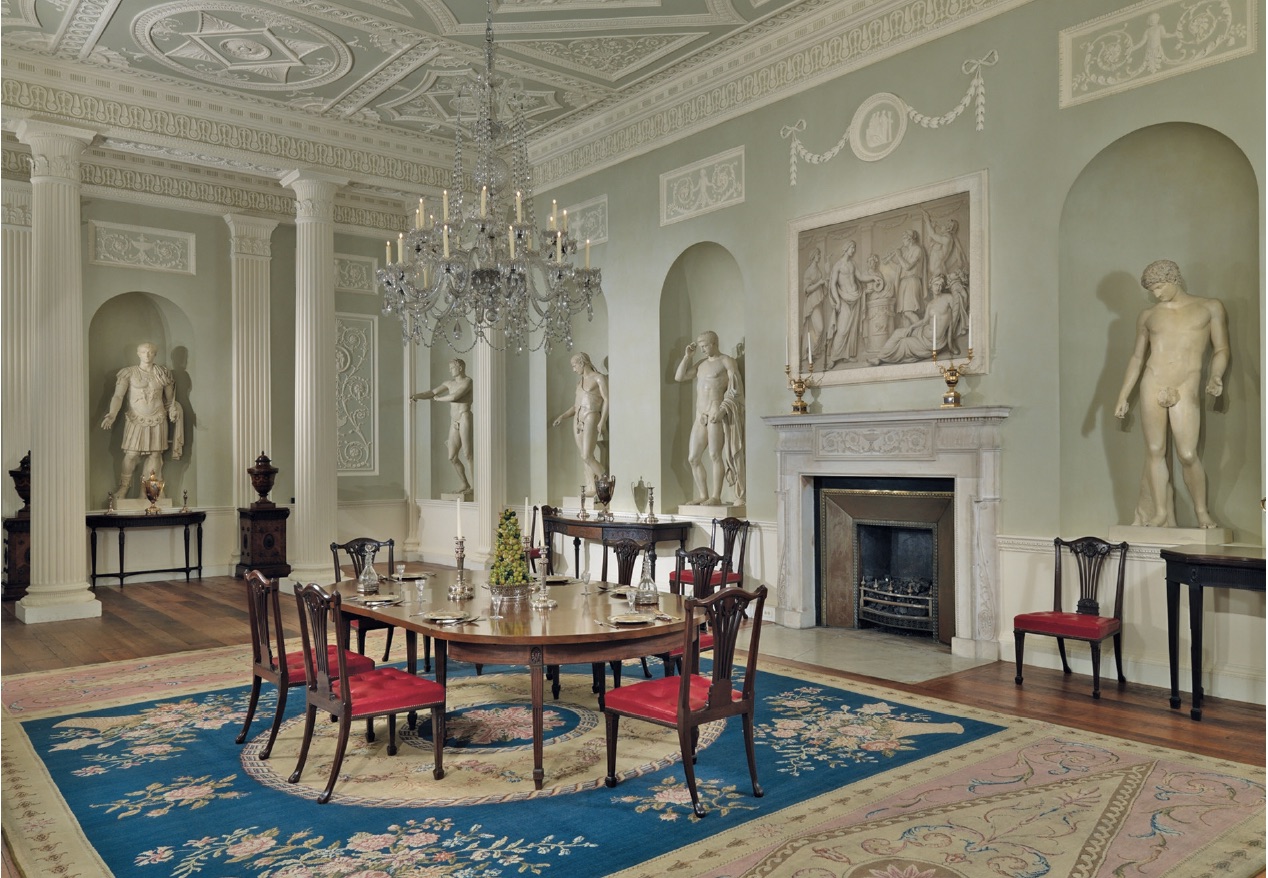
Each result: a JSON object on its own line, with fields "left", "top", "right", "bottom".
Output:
{"left": 673, "top": 546, "right": 730, "bottom": 599}
{"left": 330, "top": 537, "right": 395, "bottom": 583}
{"left": 678, "top": 585, "right": 767, "bottom": 716}
{"left": 243, "top": 569, "right": 287, "bottom": 684}
{"left": 1054, "top": 537, "right": 1128, "bottom": 619}
{"left": 293, "top": 583, "right": 351, "bottom": 714}
{"left": 711, "top": 517, "right": 751, "bottom": 586}
{"left": 602, "top": 538, "right": 651, "bottom": 585}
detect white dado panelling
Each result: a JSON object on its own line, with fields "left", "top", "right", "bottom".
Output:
{"left": 998, "top": 535, "right": 1265, "bottom": 705}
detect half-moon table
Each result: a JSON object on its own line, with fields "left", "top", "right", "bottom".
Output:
{"left": 335, "top": 570, "right": 686, "bottom": 789}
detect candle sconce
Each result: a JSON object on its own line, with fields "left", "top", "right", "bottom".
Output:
{"left": 784, "top": 363, "right": 820, "bottom": 415}
{"left": 932, "top": 347, "right": 974, "bottom": 408}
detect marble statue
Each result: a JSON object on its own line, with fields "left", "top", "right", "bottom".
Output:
{"left": 674, "top": 330, "right": 745, "bottom": 506}
{"left": 1114, "top": 259, "right": 1229, "bottom": 528}
{"left": 552, "top": 352, "right": 609, "bottom": 491}
{"left": 412, "top": 358, "right": 474, "bottom": 495}
{"left": 100, "top": 341, "right": 183, "bottom": 498}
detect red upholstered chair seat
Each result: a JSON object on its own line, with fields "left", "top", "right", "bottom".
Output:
{"left": 285, "top": 646, "right": 374, "bottom": 681}
{"left": 1014, "top": 611, "right": 1119, "bottom": 640}
{"left": 667, "top": 569, "right": 742, "bottom": 587}
{"left": 602, "top": 674, "right": 738, "bottom": 725}
{"left": 333, "top": 667, "right": 446, "bottom": 716}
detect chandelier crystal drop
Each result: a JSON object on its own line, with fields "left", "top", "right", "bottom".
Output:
{"left": 378, "top": 2, "right": 601, "bottom": 354}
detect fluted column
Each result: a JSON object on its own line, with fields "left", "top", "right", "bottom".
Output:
{"left": 472, "top": 341, "right": 505, "bottom": 563}
{"left": 2, "top": 185, "right": 32, "bottom": 517}
{"left": 224, "top": 214, "right": 280, "bottom": 512}
{"left": 281, "top": 171, "right": 347, "bottom": 578}
{"left": 15, "top": 121, "right": 101, "bottom": 622}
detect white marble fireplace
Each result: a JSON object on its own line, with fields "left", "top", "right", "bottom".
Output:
{"left": 764, "top": 407, "right": 1010, "bottom": 660}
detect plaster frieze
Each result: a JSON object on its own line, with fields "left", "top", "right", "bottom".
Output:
{"left": 563, "top": 194, "right": 608, "bottom": 246}
{"left": 88, "top": 220, "right": 196, "bottom": 275}
{"left": 335, "top": 254, "right": 381, "bottom": 294}
{"left": 660, "top": 146, "right": 744, "bottom": 226}
{"left": 818, "top": 425, "right": 933, "bottom": 459}
{"left": 335, "top": 313, "right": 379, "bottom": 475}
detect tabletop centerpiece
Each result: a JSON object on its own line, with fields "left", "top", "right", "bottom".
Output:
{"left": 487, "top": 508, "right": 532, "bottom": 602}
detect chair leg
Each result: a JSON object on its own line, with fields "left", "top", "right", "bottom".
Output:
{"left": 365, "top": 716, "right": 376, "bottom": 743}
{"left": 236, "top": 676, "right": 263, "bottom": 744}
{"left": 1057, "top": 638, "right": 1071, "bottom": 674}
{"left": 319, "top": 714, "right": 353, "bottom": 804}
{"left": 387, "top": 714, "right": 398, "bottom": 756}
{"left": 424, "top": 635, "right": 432, "bottom": 673}
{"left": 1013, "top": 632, "right": 1024, "bottom": 685}
{"left": 678, "top": 725, "right": 706, "bottom": 818}
{"left": 591, "top": 662, "right": 605, "bottom": 694}
{"left": 288, "top": 705, "right": 319, "bottom": 784}
{"left": 356, "top": 625, "right": 368, "bottom": 656}
{"left": 260, "top": 685, "right": 288, "bottom": 759}
{"left": 382, "top": 628, "right": 394, "bottom": 663}
{"left": 661, "top": 654, "right": 675, "bottom": 677}
{"left": 603, "top": 713, "right": 620, "bottom": 788}
{"left": 1113, "top": 633, "right": 1126, "bottom": 683}
{"left": 640, "top": 657, "right": 652, "bottom": 678}
{"left": 610, "top": 660, "right": 623, "bottom": 688}
{"left": 1090, "top": 642, "right": 1102, "bottom": 699}
{"left": 742, "top": 711, "right": 763, "bottom": 799}
{"left": 431, "top": 706, "right": 445, "bottom": 780}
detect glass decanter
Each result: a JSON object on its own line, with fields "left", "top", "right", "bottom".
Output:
{"left": 632, "top": 554, "right": 659, "bottom": 608}
{"left": 355, "top": 543, "right": 381, "bottom": 595}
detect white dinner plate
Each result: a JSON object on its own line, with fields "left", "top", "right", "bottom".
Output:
{"left": 393, "top": 573, "right": 429, "bottom": 582}
{"left": 356, "top": 594, "right": 402, "bottom": 607}
{"left": 604, "top": 588, "right": 633, "bottom": 599}
{"left": 609, "top": 612, "right": 656, "bottom": 625}
{"left": 545, "top": 575, "right": 573, "bottom": 584}
{"left": 420, "top": 610, "right": 467, "bottom": 623}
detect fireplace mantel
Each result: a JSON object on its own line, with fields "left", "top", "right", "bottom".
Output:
{"left": 764, "top": 407, "right": 1011, "bottom": 659}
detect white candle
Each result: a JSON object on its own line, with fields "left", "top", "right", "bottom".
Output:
{"left": 807, "top": 331, "right": 813, "bottom": 366}
{"left": 523, "top": 497, "right": 530, "bottom": 540}
{"left": 509, "top": 226, "right": 516, "bottom": 259}
{"left": 480, "top": 186, "right": 487, "bottom": 217}
{"left": 416, "top": 197, "right": 423, "bottom": 229}
{"left": 968, "top": 317, "right": 973, "bottom": 350}
{"left": 551, "top": 199, "right": 557, "bottom": 227}
{"left": 556, "top": 231, "right": 562, "bottom": 262}
{"left": 443, "top": 225, "right": 449, "bottom": 258}
{"left": 397, "top": 233, "right": 404, "bottom": 263}
{"left": 515, "top": 190, "right": 522, "bottom": 222}
{"left": 585, "top": 239, "right": 590, "bottom": 269}
{"left": 385, "top": 240, "right": 392, "bottom": 264}
{"left": 442, "top": 189, "right": 449, "bottom": 222}
{"left": 455, "top": 496, "right": 462, "bottom": 539}
{"left": 562, "top": 209, "right": 568, "bottom": 232}
{"left": 931, "top": 313, "right": 937, "bottom": 355}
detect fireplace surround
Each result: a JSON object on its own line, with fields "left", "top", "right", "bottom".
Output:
{"left": 765, "top": 407, "right": 1010, "bottom": 659}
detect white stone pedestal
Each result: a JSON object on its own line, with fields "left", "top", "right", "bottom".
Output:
{"left": 440, "top": 492, "right": 471, "bottom": 501}
{"left": 1108, "top": 525, "right": 1232, "bottom": 547}
{"left": 677, "top": 503, "right": 744, "bottom": 519}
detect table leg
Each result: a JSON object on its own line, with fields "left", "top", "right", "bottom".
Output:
{"left": 195, "top": 522, "right": 204, "bottom": 577}
{"left": 435, "top": 640, "right": 448, "bottom": 688}
{"left": 1188, "top": 584, "right": 1204, "bottom": 720}
{"left": 1166, "top": 579, "right": 1181, "bottom": 710}
{"left": 89, "top": 527, "right": 99, "bottom": 588}
{"left": 406, "top": 632, "right": 419, "bottom": 729}
{"left": 117, "top": 528, "right": 127, "bottom": 587}
{"left": 182, "top": 524, "right": 192, "bottom": 581}
{"left": 530, "top": 646, "right": 545, "bottom": 790}
{"left": 572, "top": 536, "right": 581, "bottom": 577}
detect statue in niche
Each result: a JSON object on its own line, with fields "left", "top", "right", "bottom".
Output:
{"left": 412, "top": 358, "right": 473, "bottom": 496}
{"left": 552, "top": 352, "right": 609, "bottom": 492}
{"left": 1114, "top": 259, "right": 1229, "bottom": 528}
{"left": 100, "top": 341, "right": 184, "bottom": 499}
{"left": 674, "top": 330, "right": 745, "bottom": 507}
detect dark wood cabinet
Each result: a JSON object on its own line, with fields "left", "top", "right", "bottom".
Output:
{"left": 3, "top": 516, "right": 30, "bottom": 600}
{"left": 236, "top": 506, "right": 291, "bottom": 578}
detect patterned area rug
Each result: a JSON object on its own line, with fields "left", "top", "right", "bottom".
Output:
{"left": 2, "top": 644, "right": 1263, "bottom": 878}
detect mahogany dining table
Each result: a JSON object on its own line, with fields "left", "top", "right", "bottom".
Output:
{"left": 333, "top": 569, "right": 687, "bottom": 789}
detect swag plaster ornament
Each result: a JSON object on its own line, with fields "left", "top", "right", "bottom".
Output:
{"left": 781, "top": 51, "right": 997, "bottom": 185}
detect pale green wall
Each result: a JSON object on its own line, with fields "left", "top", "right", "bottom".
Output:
{"left": 536, "top": 0, "right": 1264, "bottom": 538}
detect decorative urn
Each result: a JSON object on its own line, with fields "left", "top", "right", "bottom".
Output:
{"left": 248, "top": 452, "right": 278, "bottom": 509}
{"left": 8, "top": 452, "right": 30, "bottom": 518}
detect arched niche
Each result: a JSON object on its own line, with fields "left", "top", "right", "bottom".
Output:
{"left": 545, "top": 293, "right": 610, "bottom": 503}
{"left": 1058, "top": 122, "right": 1260, "bottom": 537}
{"left": 658, "top": 241, "right": 746, "bottom": 512}
{"left": 88, "top": 292, "right": 196, "bottom": 508}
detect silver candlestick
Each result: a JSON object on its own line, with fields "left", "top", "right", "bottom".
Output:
{"left": 454, "top": 536, "right": 466, "bottom": 579}
{"left": 645, "top": 486, "right": 658, "bottom": 523}
{"left": 577, "top": 485, "right": 590, "bottom": 520}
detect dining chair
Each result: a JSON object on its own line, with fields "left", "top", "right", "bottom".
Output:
{"left": 330, "top": 537, "right": 409, "bottom": 665}
{"left": 666, "top": 517, "right": 749, "bottom": 596}
{"left": 1014, "top": 536, "right": 1129, "bottom": 699}
{"left": 289, "top": 582, "right": 446, "bottom": 804}
{"left": 662, "top": 546, "right": 731, "bottom": 676}
{"left": 603, "top": 584, "right": 768, "bottom": 818}
{"left": 235, "top": 570, "right": 376, "bottom": 758}
{"left": 592, "top": 538, "right": 655, "bottom": 694}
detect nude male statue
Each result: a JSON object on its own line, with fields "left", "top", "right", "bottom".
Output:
{"left": 100, "top": 341, "right": 184, "bottom": 498}
{"left": 552, "top": 352, "right": 610, "bottom": 491}
{"left": 412, "top": 358, "right": 474, "bottom": 495}
{"left": 1114, "top": 259, "right": 1229, "bottom": 528}
{"left": 674, "top": 331, "right": 745, "bottom": 506}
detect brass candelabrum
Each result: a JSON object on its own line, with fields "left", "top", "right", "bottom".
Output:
{"left": 784, "top": 363, "right": 820, "bottom": 415}
{"left": 932, "top": 347, "right": 974, "bottom": 408}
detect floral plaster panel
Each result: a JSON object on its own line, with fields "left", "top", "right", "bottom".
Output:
{"left": 564, "top": 195, "right": 608, "bottom": 246}
{"left": 88, "top": 221, "right": 195, "bottom": 275}
{"left": 335, "top": 254, "right": 380, "bottom": 295}
{"left": 1060, "top": 0, "right": 1255, "bottom": 108}
{"left": 336, "top": 314, "right": 378, "bottom": 475}
{"left": 660, "top": 146, "right": 743, "bottom": 226}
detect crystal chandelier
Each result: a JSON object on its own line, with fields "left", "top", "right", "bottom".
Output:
{"left": 378, "top": 4, "right": 601, "bottom": 354}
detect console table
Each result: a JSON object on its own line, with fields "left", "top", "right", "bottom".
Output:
{"left": 1160, "top": 544, "right": 1265, "bottom": 721}
{"left": 540, "top": 509, "right": 692, "bottom": 578}
{"left": 87, "top": 510, "right": 206, "bottom": 587}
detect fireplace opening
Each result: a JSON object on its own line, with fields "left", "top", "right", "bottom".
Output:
{"left": 815, "top": 477, "right": 954, "bottom": 644}
{"left": 856, "top": 524, "right": 937, "bottom": 635}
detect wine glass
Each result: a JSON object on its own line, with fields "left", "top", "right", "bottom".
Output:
{"left": 580, "top": 570, "right": 592, "bottom": 595}
{"left": 488, "top": 589, "right": 505, "bottom": 620}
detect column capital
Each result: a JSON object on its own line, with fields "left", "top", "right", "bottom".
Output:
{"left": 280, "top": 171, "right": 348, "bottom": 222}
{"left": 224, "top": 214, "right": 279, "bottom": 257}
{"left": 14, "top": 121, "right": 96, "bottom": 181}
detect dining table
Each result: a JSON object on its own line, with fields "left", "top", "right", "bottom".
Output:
{"left": 333, "top": 568, "right": 687, "bottom": 789}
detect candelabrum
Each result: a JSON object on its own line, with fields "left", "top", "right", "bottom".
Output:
{"left": 784, "top": 363, "right": 820, "bottom": 415}
{"left": 105, "top": 491, "right": 116, "bottom": 515}
{"left": 454, "top": 536, "right": 466, "bottom": 580}
{"left": 577, "top": 485, "right": 590, "bottom": 520}
{"left": 180, "top": 490, "right": 189, "bottom": 513}
{"left": 645, "top": 486, "right": 658, "bottom": 523}
{"left": 450, "top": 536, "right": 473, "bottom": 598}
{"left": 932, "top": 347, "right": 974, "bottom": 408}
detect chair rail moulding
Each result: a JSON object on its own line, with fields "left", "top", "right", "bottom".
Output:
{"left": 765, "top": 407, "right": 1010, "bottom": 660}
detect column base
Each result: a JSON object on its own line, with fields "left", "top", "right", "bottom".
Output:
{"left": 16, "top": 593, "right": 102, "bottom": 623}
